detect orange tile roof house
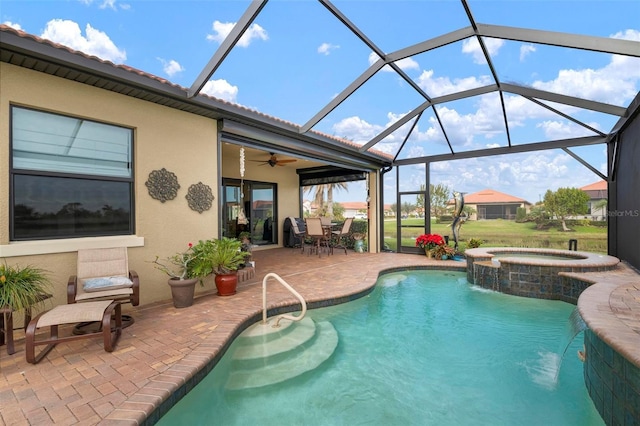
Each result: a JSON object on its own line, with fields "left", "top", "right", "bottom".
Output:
{"left": 580, "top": 180, "right": 608, "bottom": 220}
{"left": 453, "top": 189, "right": 532, "bottom": 220}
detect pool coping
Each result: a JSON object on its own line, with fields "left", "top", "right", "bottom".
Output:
{"left": 465, "top": 247, "right": 620, "bottom": 268}
{"left": 569, "top": 262, "right": 640, "bottom": 368}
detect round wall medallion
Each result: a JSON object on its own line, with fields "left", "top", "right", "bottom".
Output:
{"left": 145, "top": 168, "right": 180, "bottom": 203}
{"left": 186, "top": 182, "right": 214, "bottom": 213}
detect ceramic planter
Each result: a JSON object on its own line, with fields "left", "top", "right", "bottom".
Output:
{"left": 215, "top": 272, "right": 238, "bottom": 296}
{"left": 168, "top": 278, "right": 197, "bottom": 308}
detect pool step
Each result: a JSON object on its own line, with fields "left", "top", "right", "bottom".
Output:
{"left": 225, "top": 317, "right": 338, "bottom": 390}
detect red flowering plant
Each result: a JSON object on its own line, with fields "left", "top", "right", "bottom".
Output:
{"left": 415, "top": 233, "right": 446, "bottom": 251}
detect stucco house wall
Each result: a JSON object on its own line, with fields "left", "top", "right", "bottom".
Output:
{"left": 0, "top": 62, "right": 220, "bottom": 308}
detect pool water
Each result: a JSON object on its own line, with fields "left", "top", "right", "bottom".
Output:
{"left": 159, "top": 271, "right": 603, "bottom": 425}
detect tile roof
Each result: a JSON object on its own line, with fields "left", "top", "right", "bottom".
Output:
{"left": 580, "top": 180, "right": 607, "bottom": 191}
{"left": 458, "top": 189, "right": 531, "bottom": 205}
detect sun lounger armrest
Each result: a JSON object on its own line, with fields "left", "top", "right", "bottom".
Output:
{"left": 67, "top": 275, "right": 79, "bottom": 304}
{"left": 128, "top": 270, "right": 140, "bottom": 306}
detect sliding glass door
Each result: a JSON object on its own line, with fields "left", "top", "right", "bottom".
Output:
{"left": 222, "top": 179, "right": 277, "bottom": 246}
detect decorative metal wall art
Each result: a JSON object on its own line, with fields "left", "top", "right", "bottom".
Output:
{"left": 146, "top": 168, "right": 180, "bottom": 203}
{"left": 186, "top": 182, "right": 214, "bottom": 213}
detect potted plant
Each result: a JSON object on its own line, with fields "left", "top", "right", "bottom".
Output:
{"left": 238, "top": 231, "right": 253, "bottom": 263}
{"left": 433, "top": 243, "right": 456, "bottom": 260}
{"left": 207, "top": 237, "right": 251, "bottom": 296}
{"left": 415, "top": 233, "right": 445, "bottom": 258}
{"left": 0, "top": 262, "right": 52, "bottom": 312}
{"left": 351, "top": 232, "right": 366, "bottom": 253}
{"left": 151, "top": 242, "right": 211, "bottom": 308}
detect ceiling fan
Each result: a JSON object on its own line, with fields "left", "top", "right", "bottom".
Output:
{"left": 252, "top": 152, "right": 298, "bottom": 167}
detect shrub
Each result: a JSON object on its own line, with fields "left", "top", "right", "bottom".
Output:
{"left": 0, "top": 262, "right": 52, "bottom": 311}
{"left": 467, "top": 238, "right": 483, "bottom": 248}
{"left": 438, "top": 215, "right": 453, "bottom": 223}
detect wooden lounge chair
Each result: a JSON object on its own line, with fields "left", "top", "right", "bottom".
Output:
{"left": 25, "top": 300, "right": 122, "bottom": 364}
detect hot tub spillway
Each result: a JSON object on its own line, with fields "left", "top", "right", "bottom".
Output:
{"left": 225, "top": 317, "right": 338, "bottom": 390}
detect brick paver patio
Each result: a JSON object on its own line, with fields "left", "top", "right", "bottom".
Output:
{"left": 1, "top": 248, "right": 638, "bottom": 425}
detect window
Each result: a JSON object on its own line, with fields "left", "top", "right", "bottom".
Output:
{"left": 10, "top": 106, "right": 134, "bottom": 240}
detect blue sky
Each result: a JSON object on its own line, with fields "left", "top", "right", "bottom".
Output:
{"left": 2, "top": 0, "right": 640, "bottom": 205}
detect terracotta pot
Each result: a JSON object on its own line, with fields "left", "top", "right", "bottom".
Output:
{"left": 215, "top": 272, "right": 238, "bottom": 296}
{"left": 168, "top": 278, "right": 198, "bottom": 308}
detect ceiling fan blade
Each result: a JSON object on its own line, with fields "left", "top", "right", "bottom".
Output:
{"left": 277, "top": 159, "right": 297, "bottom": 164}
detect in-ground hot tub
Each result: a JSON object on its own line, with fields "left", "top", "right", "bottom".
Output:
{"left": 465, "top": 247, "right": 620, "bottom": 302}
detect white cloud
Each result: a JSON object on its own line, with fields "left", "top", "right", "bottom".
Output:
{"left": 519, "top": 44, "right": 536, "bottom": 62}
{"left": 462, "top": 37, "right": 505, "bottom": 64}
{"left": 158, "top": 58, "right": 184, "bottom": 77}
{"left": 332, "top": 116, "right": 383, "bottom": 145}
{"left": 532, "top": 29, "right": 640, "bottom": 106}
{"left": 40, "top": 19, "right": 126, "bottom": 63}
{"left": 536, "top": 120, "right": 600, "bottom": 140}
{"left": 99, "top": 0, "right": 117, "bottom": 10}
{"left": 368, "top": 51, "right": 419, "bottom": 73}
{"left": 611, "top": 29, "right": 640, "bottom": 42}
{"left": 428, "top": 150, "right": 592, "bottom": 204}
{"left": 368, "top": 52, "right": 383, "bottom": 66}
{"left": 206, "top": 21, "right": 268, "bottom": 47}
{"left": 318, "top": 42, "right": 339, "bottom": 55}
{"left": 395, "top": 57, "right": 420, "bottom": 72}
{"left": 2, "top": 21, "right": 22, "bottom": 30}
{"left": 79, "top": 0, "right": 129, "bottom": 11}
{"left": 200, "top": 79, "right": 238, "bottom": 102}
{"left": 416, "top": 69, "right": 492, "bottom": 97}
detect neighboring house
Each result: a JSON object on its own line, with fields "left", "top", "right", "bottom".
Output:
{"left": 306, "top": 201, "right": 392, "bottom": 219}
{"left": 580, "top": 180, "right": 608, "bottom": 220}
{"left": 341, "top": 201, "right": 368, "bottom": 218}
{"left": 452, "top": 189, "right": 532, "bottom": 220}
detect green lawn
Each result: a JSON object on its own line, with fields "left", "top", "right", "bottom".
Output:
{"left": 383, "top": 218, "right": 607, "bottom": 253}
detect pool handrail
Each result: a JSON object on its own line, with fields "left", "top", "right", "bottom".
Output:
{"left": 262, "top": 272, "right": 307, "bottom": 327}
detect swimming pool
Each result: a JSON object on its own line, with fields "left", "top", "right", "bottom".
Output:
{"left": 158, "top": 270, "right": 603, "bottom": 425}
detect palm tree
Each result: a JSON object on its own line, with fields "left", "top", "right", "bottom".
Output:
{"left": 305, "top": 183, "right": 348, "bottom": 217}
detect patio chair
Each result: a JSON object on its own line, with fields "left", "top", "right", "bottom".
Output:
{"left": 320, "top": 217, "right": 332, "bottom": 227}
{"left": 332, "top": 217, "right": 354, "bottom": 255}
{"left": 67, "top": 247, "right": 139, "bottom": 332}
{"left": 305, "top": 218, "right": 331, "bottom": 256}
{"left": 288, "top": 217, "right": 306, "bottom": 252}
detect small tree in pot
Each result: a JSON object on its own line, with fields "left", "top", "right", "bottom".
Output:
{"left": 151, "top": 242, "right": 214, "bottom": 308}
{"left": 207, "top": 237, "right": 250, "bottom": 296}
